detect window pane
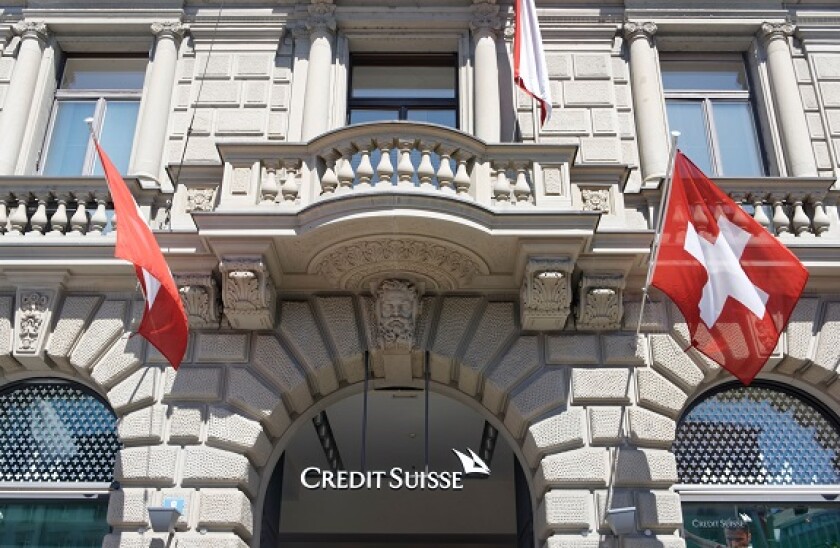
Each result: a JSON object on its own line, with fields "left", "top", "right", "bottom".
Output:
{"left": 61, "top": 58, "right": 146, "bottom": 90}
{"left": 92, "top": 101, "right": 140, "bottom": 176}
{"left": 352, "top": 66, "right": 455, "bottom": 99}
{"left": 42, "top": 101, "right": 96, "bottom": 176}
{"left": 349, "top": 109, "right": 400, "bottom": 124}
{"left": 406, "top": 109, "right": 457, "bottom": 128}
{"left": 0, "top": 499, "right": 110, "bottom": 547}
{"left": 661, "top": 60, "right": 749, "bottom": 91}
{"left": 665, "top": 100, "right": 714, "bottom": 174}
{"left": 712, "top": 101, "right": 764, "bottom": 176}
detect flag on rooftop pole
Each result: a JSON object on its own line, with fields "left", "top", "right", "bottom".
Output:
{"left": 89, "top": 123, "right": 188, "bottom": 369}
{"left": 650, "top": 151, "right": 808, "bottom": 385}
{"left": 514, "top": 0, "right": 552, "bottom": 125}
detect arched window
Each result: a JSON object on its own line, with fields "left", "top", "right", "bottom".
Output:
{"left": 675, "top": 383, "right": 840, "bottom": 548}
{"left": 0, "top": 380, "right": 120, "bottom": 546}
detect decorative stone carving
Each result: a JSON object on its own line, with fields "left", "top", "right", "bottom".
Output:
{"left": 374, "top": 280, "right": 419, "bottom": 351}
{"left": 759, "top": 22, "right": 796, "bottom": 41}
{"left": 176, "top": 274, "right": 221, "bottom": 329}
{"left": 311, "top": 238, "right": 484, "bottom": 291}
{"left": 307, "top": 0, "right": 337, "bottom": 33}
{"left": 471, "top": 0, "right": 502, "bottom": 34}
{"left": 581, "top": 188, "right": 611, "bottom": 213}
{"left": 12, "top": 21, "right": 48, "bottom": 41}
{"left": 623, "top": 21, "right": 657, "bottom": 41}
{"left": 576, "top": 274, "right": 625, "bottom": 331}
{"left": 220, "top": 257, "right": 276, "bottom": 330}
{"left": 17, "top": 292, "right": 48, "bottom": 352}
{"left": 185, "top": 187, "right": 216, "bottom": 213}
{"left": 520, "top": 257, "right": 573, "bottom": 331}
{"left": 151, "top": 21, "right": 188, "bottom": 38}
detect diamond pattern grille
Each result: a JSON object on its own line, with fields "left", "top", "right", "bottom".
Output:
{"left": 0, "top": 383, "right": 120, "bottom": 482}
{"left": 674, "top": 385, "right": 840, "bottom": 485}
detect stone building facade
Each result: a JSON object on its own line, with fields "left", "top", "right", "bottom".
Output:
{"left": 0, "top": 0, "right": 839, "bottom": 547}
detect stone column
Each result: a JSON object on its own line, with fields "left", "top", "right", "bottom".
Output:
{"left": 130, "top": 22, "right": 187, "bottom": 188}
{"left": 471, "top": 0, "right": 502, "bottom": 143}
{"left": 760, "top": 23, "right": 818, "bottom": 177}
{"left": 624, "top": 22, "right": 669, "bottom": 185}
{"left": 301, "top": 2, "right": 336, "bottom": 141}
{"left": 287, "top": 22, "right": 311, "bottom": 142}
{"left": 0, "top": 22, "right": 48, "bottom": 175}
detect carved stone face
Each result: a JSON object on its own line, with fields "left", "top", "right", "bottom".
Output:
{"left": 375, "top": 280, "right": 418, "bottom": 349}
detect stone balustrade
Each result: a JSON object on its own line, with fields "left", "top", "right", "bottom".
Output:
{"left": 0, "top": 176, "right": 162, "bottom": 237}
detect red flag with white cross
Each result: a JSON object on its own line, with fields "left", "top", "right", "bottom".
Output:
{"left": 651, "top": 151, "right": 808, "bottom": 385}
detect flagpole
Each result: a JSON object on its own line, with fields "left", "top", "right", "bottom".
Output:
{"left": 635, "top": 131, "right": 680, "bottom": 336}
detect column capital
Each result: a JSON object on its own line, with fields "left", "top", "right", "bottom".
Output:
{"left": 470, "top": 0, "right": 502, "bottom": 36}
{"left": 151, "top": 21, "right": 188, "bottom": 39}
{"left": 623, "top": 21, "right": 657, "bottom": 41}
{"left": 12, "top": 21, "right": 48, "bottom": 42}
{"left": 307, "top": 1, "right": 337, "bottom": 36}
{"left": 760, "top": 22, "right": 796, "bottom": 42}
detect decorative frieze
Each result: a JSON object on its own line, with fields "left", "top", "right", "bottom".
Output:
{"left": 581, "top": 188, "right": 611, "bottom": 213}
{"left": 576, "top": 274, "right": 625, "bottom": 331}
{"left": 176, "top": 274, "right": 221, "bottom": 329}
{"left": 220, "top": 257, "right": 276, "bottom": 330}
{"left": 520, "top": 257, "right": 573, "bottom": 331}
{"left": 185, "top": 187, "right": 216, "bottom": 212}
{"left": 374, "top": 279, "right": 420, "bottom": 351}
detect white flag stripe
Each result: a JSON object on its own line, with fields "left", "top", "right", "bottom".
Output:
{"left": 142, "top": 267, "right": 162, "bottom": 310}
{"left": 515, "top": 0, "right": 552, "bottom": 124}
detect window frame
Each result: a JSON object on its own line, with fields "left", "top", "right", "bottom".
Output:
{"left": 661, "top": 53, "right": 770, "bottom": 177}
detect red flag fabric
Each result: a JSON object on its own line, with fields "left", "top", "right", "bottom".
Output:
{"left": 93, "top": 141, "right": 188, "bottom": 369}
{"left": 651, "top": 151, "right": 808, "bottom": 385}
{"left": 514, "top": 0, "right": 552, "bottom": 125}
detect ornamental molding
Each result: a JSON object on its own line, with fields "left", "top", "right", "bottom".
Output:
{"left": 219, "top": 257, "right": 276, "bottom": 330}
{"left": 176, "top": 274, "right": 220, "bottom": 329}
{"left": 623, "top": 21, "right": 657, "bottom": 40}
{"left": 185, "top": 187, "right": 216, "bottom": 213}
{"left": 311, "top": 238, "right": 485, "bottom": 291}
{"left": 581, "top": 188, "right": 611, "bottom": 213}
{"left": 373, "top": 279, "right": 420, "bottom": 352}
{"left": 520, "top": 257, "right": 573, "bottom": 331}
{"left": 151, "top": 21, "right": 188, "bottom": 38}
{"left": 576, "top": 274, "right": 625, "bottom": 331}
{"left": 12, "top": 21, "right": 48, "bottom": 41}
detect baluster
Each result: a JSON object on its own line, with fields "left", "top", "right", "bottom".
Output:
{"left": 812, "top": 199, "right": 830, "bottom": 236}
{"left": 791, "top": 196, "right": 811, "bottom": 236}
{"left": 493, "top": 166, "right": 511, "bottom": 205}
{"left": 260, "top": 164, "right": 279, "bottom": 205}
{"left": 453, "top": 155, "right": 472, "bottom": 197}
{"left": 0, "top": 196, "right": 7, "bottom": 234}
{"left": 356, "top": 148, "right": 374, "bottom": 189}
{"left": 8, "top": 196, "right": 28, "bottom": 235}
{"left": 90, "top": 198, "right": 108, "bottom": 235}
{"left": 513, "top": 164, "right": 532, "bottom": 205}
{"left": 417, "top": 146, "right": 435, "bottom": 190}
{"left": 321, "top": 158, "right": 339, "bottom": 196}
{"left": 397, "top": 141, "right": 414, "bottom": 187}
{"left": 751, "top": 194, "right": 771, "bottom": 231}
{"left": 337, "top": 158, "right": 355, "bottom": 193}
{"left": 27, "top": 194, "right": 48, "bottom": 236}
{"left": 281, "top": 162, "right": 300, "bottom": 205}
{"left": 437, "top": 154, "right": 455, "bottom": 194}
{"left": 49, "top": 193, "right": 69, "bottom": 236}
{"left": 375, "top": 144, "right": 394, "bottom": 188}
{"left": 772, "top": 197, "right": 791, "bottom": 236}
{"left": 69, "top": 195, "right": 90, "bottom": 235}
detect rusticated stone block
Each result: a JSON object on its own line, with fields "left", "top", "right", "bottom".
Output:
{"left": 315, "top": 297, "right": 365, "bottom": 383}
{"left": 614, "top": 448, "right": 677, "bottom": 487}
{"left": 595, "top": 489, "right": 634, "bottom": 533}
{"left": 46, "top": 295, "right": 100, "bottom": 367}
{"left": 505, "top": 369, "right": 569, "bottom": 439}
{"left": 118, "top": 405, "right": 165, "bottom": 445}
{"left": 629, "top": 407, "right": 676, "bottom": 449}
{"left": 197, "top": 488, "right": 254, "bottom": 539}
{"left": 523, "top": 408, "right": 586, "bottom": 468}
{"left": 813, "top": 302, "right": 840, "bottom": 378}
{"left": 103, "top": 532, "right": 164, "bottom": 548}
{"left": 226, "top": 367, "right": 291, "bottom": 437}
{"left": 69, "top": 300, "right": 127, "bottom": 370}
{"left": 564, "top": 81, "right": 614, "bottom": 106}
{"left": 115, "top": 446, "right": 179, "bottom": 486}
{"left": 0, "top": 295, "right": 17, "bottom": 372}
{"left": 430, "top": 297, "right": 482, "bottom": 383}
{"left": 537, "top": 489, "right": 593, "bottom": 538}
{"left": 460, "top": 302, "right": 517, "bottom": 396}
{"left": 182, "top": 446, "right": 259, "bottom": 497}
{"left": 483, "top": 336, "right": 541, "bottom": 415}
{"left": 157, "top": 488, "right": 194, "bottom": 530}
{"left": 278, "top": 301, "right": 338, "bottom": 396}
{"left": 574, "top": 54, "right": 612, "bottom": 79}
{"left": 175, "top": 535, "right": 249, "bottom": 548}
{"left": 107, "top": 488, "right": 151, "bottom": 527}
{"left": 649, "top": 334, "right": 704, "bottom": 391}
{"left": 622, "top": 300, "right": 668, "bottom": 332}
{"left": 195, "top": 333, "right": 249, "bottom": 363}
{"left": 207, "top": 407, "right": 272, "bottom": 467}
{"left": 589, "top": 407, "right": 624, "bottom": 445}
{"left": 571, "top": 368, "right": 631, "bottom": 404}
{"left": 622, "top": 537, "right": 686, "bottom": 548}
{"left": 536, "top": 448, "right": 609, "bottom": 493}
{"left": 546, "top": 335, "right": 600, "bottom": 365}
{"left": 164, "top": 366, "right": 223, "bottom": 402}
{"left": 636, "top": 369, "right": 687, "bottom": 419}
{"left": 251, "top": 335, "right": 313, "bottom": 414}
{"left": 603, "top": 334, "right": 647, "bottom": 366}
{"left": 91, "top": 334, "right": 145, "bottom": 389}
{"left": 169, "top": 406, "right": 204, "bottom": 444}
{"left": 545, "top": 535, "right": 602, "bottom": 548}
{"left": 636, "top": 490, "right": 683, "bottom": 530}
{"left": 108, "top": 367, "right": 159, "bottom": 414}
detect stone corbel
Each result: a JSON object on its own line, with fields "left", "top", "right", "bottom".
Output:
{"left": 220, "top": 257, "right": 276, "bottom": 330}
{"left": 10, "top": 273, "right": 66, "bottom": 368}
{"left": 576, "top": 274, "right": 625, "bottom": 331}
{"left": 520, "top": 257, "right": 573, "bottom": 331}
{"left": 176, "top": 274, "right": 221, "bottom": 329}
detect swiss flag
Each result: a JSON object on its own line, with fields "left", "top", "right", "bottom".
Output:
{"left": 93, "top": 141, "right": 188, "bottom": 369}
{"left": 651, "top": 152, "right": 808, "bottom": 385}
{"left": 514, "top": 0, "right": 552, "bottom": 125}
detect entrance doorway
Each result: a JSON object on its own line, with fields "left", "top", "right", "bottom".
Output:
{"left": 260, "top": 389, "right": 533, "bottom": 547}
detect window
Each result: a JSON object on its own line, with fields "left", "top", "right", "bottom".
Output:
{"left": 348, "top": 55, "right": 458, "bottom": 128}
{"left": 41, "top": 57, "right": 146, "bottom": 176}
{"left": 662, "top": 56, "right": 766, "bottom": 177}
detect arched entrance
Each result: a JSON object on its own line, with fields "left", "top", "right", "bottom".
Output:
{"left": 258, "top": 383, "right": 534, "bottom": 548}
